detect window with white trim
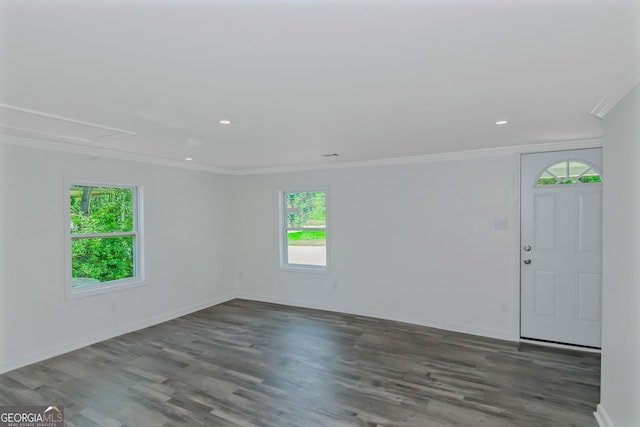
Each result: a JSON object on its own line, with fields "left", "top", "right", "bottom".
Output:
{"left": 537, "top": 161, "right": 602, "bottom": 186}
{"left": 280, "top": 190, "right": 328, "bottom": 270}
{"left": 66, "top": 181, "right": 144, "bottom": 297}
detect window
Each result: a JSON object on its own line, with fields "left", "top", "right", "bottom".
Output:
{"left": 280, "top": 189, "right": 328, "bottom": 271}
{"left": 65, "top": 181, "right": 144, "bottom": 297}
{"left": 537, "top": 161, "right": 602, "bottom": 186}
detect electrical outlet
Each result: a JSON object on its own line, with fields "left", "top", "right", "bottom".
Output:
{"left": 333, "top": 281, "right": 338, "bottom": 290}
{"left": 500, "top": 302, "right": 509, "bottom": 313}
{"left": 110, "top": 301, "right": 118, "bottom": 312}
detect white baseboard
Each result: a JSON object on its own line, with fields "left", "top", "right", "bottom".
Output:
{"left": 236, "top": 292, "right": 515, "bottom": 342}
{"left": 0, "top": 293, "right": 236, "bottom": 375}
{"left": 0, "top": 291, "right": 523, "bottom": 375}
{"left": 594, "top": 404, "right": 614, "bottom": 427}
{"left": 519, "top": 338, "right": 601, "bottom": 353}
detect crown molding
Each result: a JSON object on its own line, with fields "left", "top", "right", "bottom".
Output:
{"left": 0, "top": 135, "right": 234, "bottom": 175}
{"left": 1, "top": 134, "right": 601, "bottom": 177}
{"left": 591, "top": 56, "right": 640, "bottom": 119}
{"left": 233, "top": 138, "right": 602, "bottom": 175}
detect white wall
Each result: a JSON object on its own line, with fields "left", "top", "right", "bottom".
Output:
{"left": 0, "top": 142, "right": 235, "bottom": 373}
{"left": 233, "top": 155, "right": 517, "bottom": 340}
{"left": 599, "top": 83, "right": 640, "bottom": 427}
{"left": 4, "top": 138, "right": 607, "bottom": 376}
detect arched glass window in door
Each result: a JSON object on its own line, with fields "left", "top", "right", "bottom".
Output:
{"left": 536, "top": 161, "right": 602, "bottom": 186}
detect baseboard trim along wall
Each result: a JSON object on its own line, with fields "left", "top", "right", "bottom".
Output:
{"left": 1, "top": 291, "right": 515, "bottom": 375}
{"left": 594, "top": 404, "right": 615, "bottom": 427}
{"left": 519, "top": 338, "right": 601, "bottom": 354}
{"left": 0, "top": 293, "right": 236, "bottom": 375}
{"left": 236, "top": 292, "right": 515, "bottom": 342}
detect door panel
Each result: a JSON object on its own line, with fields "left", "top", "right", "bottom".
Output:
{"left": 534, "top": 194, "right": 557, "bottom": 250}
{"left": 578, "top": 192, "right": 602, "bottom": 253}
{"left": 521, "top": 148, "right": 602, "bottom": 348}
{"left": 534, "top": 271, "right": 556, "bottom": 317}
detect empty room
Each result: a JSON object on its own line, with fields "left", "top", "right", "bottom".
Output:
{"left": 0, "top": 1, "right": 638, "bottom": 426}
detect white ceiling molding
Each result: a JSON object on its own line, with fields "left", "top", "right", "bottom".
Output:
{"left": 234, "top": 139, "right": 603, "bottom": 176}
{"left": 591, "top": 56, "right": 640, "bottom": 119}
{"left": 1, "top": 134, "right": 600, "bottom": 176}
{"left": 0, "top": 135, "right": 233, "bottom": 175}
{"left": 0, "top": 103, "right": 136, "bottom": 144}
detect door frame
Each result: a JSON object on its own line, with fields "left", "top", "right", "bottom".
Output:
{"left": 512, "top": 142, "right": 602, "bottom": 351}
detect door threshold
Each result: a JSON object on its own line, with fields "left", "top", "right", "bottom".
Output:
{"left": 520, "top": 338, "right": 601, "bottom": 353}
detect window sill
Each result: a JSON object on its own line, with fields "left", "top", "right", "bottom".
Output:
{"left": 279, "top": 265, "right": 330, "bottom": 274}
{"left": 66, "top": 278, "right": 147, "bottom": 300}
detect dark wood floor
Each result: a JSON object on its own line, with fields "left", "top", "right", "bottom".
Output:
{"left": 0, "top": 299, "right": 600, "bottom": 426}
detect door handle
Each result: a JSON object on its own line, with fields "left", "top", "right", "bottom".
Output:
{"left": 523, "top": 259, "right": 532, "bottom": 265}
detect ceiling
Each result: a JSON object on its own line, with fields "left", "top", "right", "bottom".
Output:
{"left": 1, "top": 0, "right": 638, "bottom": 172}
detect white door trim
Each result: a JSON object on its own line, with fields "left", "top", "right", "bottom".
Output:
{"left": 511, "top": 151, "right": 523, "bottom": 341}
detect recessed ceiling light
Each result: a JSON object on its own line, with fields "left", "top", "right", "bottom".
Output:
{"left": 185, "top": 157, "right": 193, "bottom": 161}
{"left": 219, "top": 120, "right": 232, "bottom": 125}
{"left": 496, "top": 120, "right": 508, "bottom": 125}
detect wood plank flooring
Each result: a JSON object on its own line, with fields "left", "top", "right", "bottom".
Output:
{"left": 0, "top": 299, "right": 600, "bottom": 426}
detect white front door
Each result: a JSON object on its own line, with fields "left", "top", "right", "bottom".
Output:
{"left": 520, "top": 148, "right": 603, "bottom": 348}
